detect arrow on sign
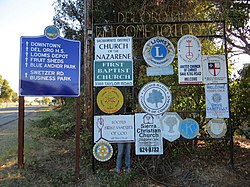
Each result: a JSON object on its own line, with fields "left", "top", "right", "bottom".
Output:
{"left": 25, "top": 73, "right": 28, "bottom": 78}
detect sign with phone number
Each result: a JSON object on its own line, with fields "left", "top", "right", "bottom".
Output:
{"left": 139, "top": 147, "right": 160, "bottom": 153}
{"left": 135, "top": 113, "right": 163, "bottom": 155}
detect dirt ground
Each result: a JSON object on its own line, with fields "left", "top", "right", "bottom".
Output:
{"left": 0, "top": 112, "right": 249, "bottom": 187}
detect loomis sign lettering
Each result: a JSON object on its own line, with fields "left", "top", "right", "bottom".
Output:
{"left": 20, "top": 26, "right": 81, "bottom": 97}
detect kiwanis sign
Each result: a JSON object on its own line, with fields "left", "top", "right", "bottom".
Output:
{"left": 94, "top": 37, "right": 133, "bottom": 87}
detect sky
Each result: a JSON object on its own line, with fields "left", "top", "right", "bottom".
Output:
{"left": 0, "top": 0, "right": 55, "bottom": 93}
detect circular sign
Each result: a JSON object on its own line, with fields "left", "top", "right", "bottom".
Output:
{"left": 138, "top": 82, "right": 172, "bottom": 115}
{"left": 93, "top": 141, "right": 113, "bottom": 162}
{"left": 44, "top": 25, "right": 60, "bottom": 39}
{"left": 97, "top": 87, "right": 124, "bottom": 114}
{"left": 143, "top": 36, "right": 175, "bottom": 67}
{"left": 178, "top": 35, "right": 201, "bottom": 62}
{"left": 180, "top": 118, "right": 199, "bottom": 139}
{"left": 206, "top": 118, "right": 227, "bottom": 138}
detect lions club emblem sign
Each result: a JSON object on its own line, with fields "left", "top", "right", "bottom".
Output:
{"left": 143, "top": 36, "right": 175, "bottom": 67}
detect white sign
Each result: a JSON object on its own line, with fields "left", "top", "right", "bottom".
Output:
{"left": 203, "top": 55, "right": 228, "bottom": 84}
{"left": 178, "top": 35, "right": 202, "bottom": 84}
{"left": 143, "top": 36, "right": 175, "bottom": 67}
{"left": 146, "top": 66, "right": 174, "bottom": 76}
{"left": 135, "top": 113, "right": 163, "bottom": 155}
{"left": 205, "top": 84, "right": 229, "bottom": 118}
{"left": 95, "top": 37, "right": 132, "bottom": 61}
{"left": 138, "top": 82, "right": 172, "bottom": 115}
{"left": 206, "top": 118, "right": 227, "bottom": 138}
{"left": 94, "top": 115, "right": 134, "bottom": 143}
{"left": 160, "top": 112, "right": 182, "bottom": 142}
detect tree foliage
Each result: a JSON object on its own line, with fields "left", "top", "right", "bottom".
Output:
{"left": 230, "top": 64, "right": 250, "bottom": 138}
{"left": 0, "top": 75, "right": 16, "bottom": 104}
{"left": 215, "top": 0, "right": 250, "bottom": 55}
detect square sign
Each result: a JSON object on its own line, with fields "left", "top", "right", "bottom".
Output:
{"left": 205, "top": 84, "right": 229, "bottom": 118}
{"left": 94, "top": 115, "right": 134, "bottom": 143}
{"left": 20, "top": 27, "right": 81, "bottom": 97}
{"left": 203, "top": 55, "right": 228, "bottom": 84}
{"left": 135, "top": 113, "right": 163, "bottom": 155}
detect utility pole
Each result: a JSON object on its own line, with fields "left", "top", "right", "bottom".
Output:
{"left": 83, "top": 0, "right": 93, "bottom": 129}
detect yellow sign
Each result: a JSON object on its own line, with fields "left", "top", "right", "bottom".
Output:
{"left": 97, "top": 86, "right": 124, "bottom": 114}
{"left": 93, "top": 141, "right": 113, "bottom": 162}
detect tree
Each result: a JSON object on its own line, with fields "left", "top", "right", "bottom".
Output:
{"left": 230, "top": 64, "right": 250, "bottom": 138}
{"left": 0, "top": 78, "right": 16, "bottom": 104}
{"left": 11, "top": 92, "right": 18, "bottom": 103}
{"left": 43, "top": 97, "right": 51, "bottom": 105}
{"left": 147, "top": 89, "right": 164, "bottom": 108}
{"left": 213, "top": 0, "right": 250, "bottom": 56}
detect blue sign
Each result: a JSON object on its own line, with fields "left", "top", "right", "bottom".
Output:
{"left": 180, "top": 118, "right": 199, "bottom": 139}
{"left": 20, "top": 28, "right": 81, "bottom": 97}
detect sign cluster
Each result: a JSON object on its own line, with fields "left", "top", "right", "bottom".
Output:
{"left": 19, "top": 27, "right": 229, "bottom": 162}
{"left": 139, "top": 35, "right": 229, "bottom": 146}
{"left": 93, "top": 37, "right": 134, "bottom": 161}
{"left": 93, "top": 34, "right": 229, "bottom": 161}
{"left": 94, "top": 35, "right": 229, "bottom": 161}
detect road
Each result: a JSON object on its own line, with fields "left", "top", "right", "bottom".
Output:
{"left": 0, "top": 105, "right": 47, "bottom": 127}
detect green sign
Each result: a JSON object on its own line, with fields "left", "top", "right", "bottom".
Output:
{"left": 94, "top": 60, "right": 133, "bottom": 87}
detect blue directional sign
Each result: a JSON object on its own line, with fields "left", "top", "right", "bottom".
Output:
{"left": 20, "top": 26, "right": 81, "bottom": 97}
